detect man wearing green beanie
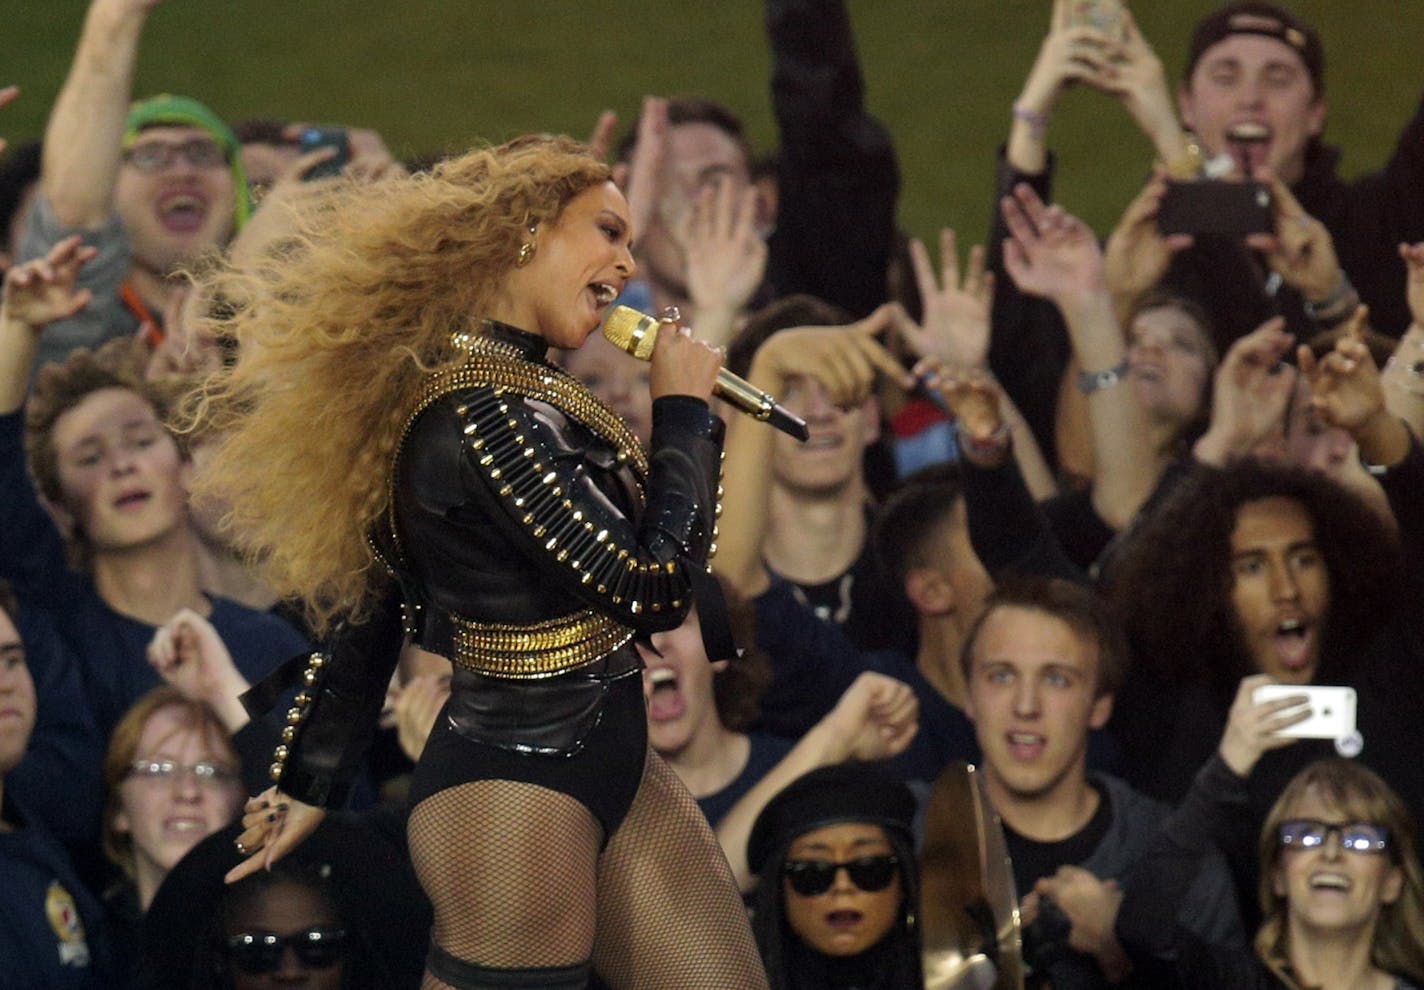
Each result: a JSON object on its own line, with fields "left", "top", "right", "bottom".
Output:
{"left": 19, "top": 0, "right": 250, "bottom": 371}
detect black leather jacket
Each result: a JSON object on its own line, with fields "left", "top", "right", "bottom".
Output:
{"left": 255, "top": 322, "right": 724, "bottom": 806}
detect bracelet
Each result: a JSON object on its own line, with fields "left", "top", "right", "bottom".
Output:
{"left": 1012, "top": 101, "right": 1050, "bottom": 140}
{"left": 1162, "top": 135, "right": 1204, "bottom": 181}
{"left": 957, "top": 420, "right": 1011, "bottom": 457}
{"left": 1076, "top": 358, "right": 1129, "bottom": 395}
{"left": 1302, "top": 273, "right": 1361, "bottom": 326}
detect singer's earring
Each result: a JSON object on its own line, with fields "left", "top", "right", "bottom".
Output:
{"left": 516, "top": 224, "right": 537, "bottom": 267}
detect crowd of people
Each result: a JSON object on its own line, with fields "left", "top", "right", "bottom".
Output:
{"left": 2, "top": 0, "right": 1423, "bottom": 988}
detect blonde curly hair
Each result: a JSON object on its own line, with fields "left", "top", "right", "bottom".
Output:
{"left": 186, "top": 135, "right": 612, "bottom": 635}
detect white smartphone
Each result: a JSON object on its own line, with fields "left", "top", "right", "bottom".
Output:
{"left": 1252, "top": 684, "right": 1357, "bottom": 740}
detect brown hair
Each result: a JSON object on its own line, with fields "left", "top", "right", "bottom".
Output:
{"left": 960, "top": 577, "right": 1128, "bottom": 698}
{"left": 101, "top": 686, "right": 240, "bottom": 879}
{"left": 185, "top": 136, "right": 612, "bottom": 634}
{"left": 1256, "top": 759, "right": 1424, "bottom": 986}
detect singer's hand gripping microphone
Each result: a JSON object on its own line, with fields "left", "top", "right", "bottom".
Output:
{"left": 601, "top": 306, "right": 810, "bottom": 442}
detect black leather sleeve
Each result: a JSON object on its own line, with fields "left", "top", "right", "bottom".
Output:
{"left": 451, "top": 388, "right": 723, "bottom": 632}
{"left": 255, "top": 587, "right": 405, "bottom": 808}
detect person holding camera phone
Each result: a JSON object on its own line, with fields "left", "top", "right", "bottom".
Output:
{"left": 957, "top": 578, "right": 1242, "bottom": 989}
{"left": 987, "top": 0, "right": 1424, "bottom": 476}
{"left": 1116, "top": 674, "right": 1424, "bottom": 990}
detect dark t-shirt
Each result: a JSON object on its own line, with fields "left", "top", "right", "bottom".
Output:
{"left": 1003, "top": 782, "right": 1112, "bottom": 897}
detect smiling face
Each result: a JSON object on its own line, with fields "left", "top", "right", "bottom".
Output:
{"left": 1229, "top": 496, "right": 1331, "bottom": 684}
{"left": 640, "top": 606, "right": 726, "bottom": 758}
{"left": 1179, "top": 33, "right": 1326, "bottom": 184}
{"left": 965, "top": 606, "right": 1112, "bottom": 807}
{"left": 115, "top": 125, "right": 237, "bottom": 278}
{"left": 114, "top": 705, "right": 243, "bottom": 896}
{"left": 1126, "top": 304, "right": 1213, "bottom": 429}
{"left": 1274, "top": 786, "right": 1403, "bottom": 941}
{"left": 771, "top": 376, "right": 878, "bottom": 498}
{"left": 0, "top": 607, "right": 36, "bottom": 775}
{"left": 783, "top": 821, "right": 904, "bottom": 958}
{"left": 495, "top": 181, "right": 635, "bottom": 350}
{"left": 48, "top": 387, "right": 191, "bottom": 553}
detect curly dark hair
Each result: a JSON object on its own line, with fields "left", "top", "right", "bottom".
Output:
{"left": 713, "top": 577, "right": 772, "bottom": 732}
{"left": 1109, "top": 458, "right": 1403, "bottom": 694}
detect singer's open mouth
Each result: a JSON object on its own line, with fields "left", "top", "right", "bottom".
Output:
{"left": 590, "top": 282, "right": 619, "bottom": 305}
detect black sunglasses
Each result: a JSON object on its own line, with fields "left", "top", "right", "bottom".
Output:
{"left": 783, "top": 854, "right": 900, "bottom": 897}
{"left": 224, "top": 926, "right": 347, "bottom": 975}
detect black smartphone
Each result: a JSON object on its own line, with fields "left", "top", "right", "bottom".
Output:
{"left": 1158, "top": 180, "right": 1273, "bottom": 237}
{"left": 296, "top": 126, "right": 351, "bottom": 180}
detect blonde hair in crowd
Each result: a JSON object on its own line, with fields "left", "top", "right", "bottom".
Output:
{"left": 185, "top": 136, "right": 611, "bottom": 634}
{"left": 1256, "top": 759, "right": 1424, "bottom": 988}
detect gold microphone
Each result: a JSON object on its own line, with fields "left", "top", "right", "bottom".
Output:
{"left": 601, "top": 306, "right": 810, "bottom": 442}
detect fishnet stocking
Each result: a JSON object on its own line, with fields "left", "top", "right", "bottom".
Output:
{"left": 593, "top": 750, "right": 769, "bottom": 989}
{"left": 409, "top": 779, "right": 602, "bottom": 987}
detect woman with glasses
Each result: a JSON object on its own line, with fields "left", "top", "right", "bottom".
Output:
{"left": 101, "top": 685, "right": 245, "bottom": 983}
{"left": 745, "top": 762, "right": 923, "bottom": 990}
{"left": 1117, "top": 674, "right": 1424, "bottom": 989}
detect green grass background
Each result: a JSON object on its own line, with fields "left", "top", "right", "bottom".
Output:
{"left": 7, "top": 2, "right": 1422, "bottom": 247}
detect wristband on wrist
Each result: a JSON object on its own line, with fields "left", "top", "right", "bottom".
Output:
{"left": 1302, "top": 273, "right": 1361, "bottom": 326}
{"left": 1012, "top": 101, "right": 1050, "bottom": 140}
{"left": 1162, "top": 134, "right": 1205, "bottom": 180}
{"left": 957, "top": 420, "right": 1011, "bottom": 458}
{"left": 1076, "top": 358, "right": 1129, "bottom": 395}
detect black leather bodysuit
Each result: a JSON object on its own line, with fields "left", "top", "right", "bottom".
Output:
{"left": 255, "top": 322, "right": 724, "bottom": 821}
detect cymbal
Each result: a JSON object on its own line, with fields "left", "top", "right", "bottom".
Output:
{"left": 919, "top": 762, "right": 1024, "bottom": 990}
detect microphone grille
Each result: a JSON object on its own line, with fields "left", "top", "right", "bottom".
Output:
{"left": 601, "top": 305, "right": 660, "bottom": 361}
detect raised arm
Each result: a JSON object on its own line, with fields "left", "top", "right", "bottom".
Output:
{"left": 765, "top": 0, "right": 897, "bottom": 318}
{"left": 715, "top": 671, "right": 918, "bottom": 892}
{"left": 1000, "top": 186, "right": 1154, "bottom": 530}
{"left": 714, "top": 305, "right": 908, "bottom": 599}
{"left": 42, "top": 0, "right": 165, "bottom": 229}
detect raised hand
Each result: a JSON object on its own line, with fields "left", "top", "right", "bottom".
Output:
{"left": 1, "top": 235, "right": 96, "bottom": 331}
{"left": 1245, "top": 171, "right": 1344, "bottom": 304}
{"left": 586, "top": 109, "right": 619, "bottom": 162}
{"left": 1194, "top": 317, "right": 1297, "bottom": 466}
{"left": 1096, "top": 8, "right": 1186, "bottom": 161}
{"left": 896, "top": 229, "right": 994, "bottom": 372}
{"left": 1218, "top": 674, "right": 1309, "bottom": 777}
{"left": 749, "top": 303, "right": 914, "bottom": 409}
{"left": 1103, "top": 173, "right": 1194, "bottom": 310}
{"left": 1298, "top": 306, "right": 1384, "bottom": 434}
{"left": 823, "top": 671, "right": 919, "bottom": 762}
{"left": 146, "top": 607, "right": 251, "bottom": 729}
{"left": 614, "top": 96, "right": 668, "bottom": 248}
{"left": 1001, "top": 184, "right": 1106, "bottom": 307}
{"left": 681, "top": 174, "right": 767, "bottom": 338}
{"left": 1016, "top": 0, "right": 1123, "bottom": 121}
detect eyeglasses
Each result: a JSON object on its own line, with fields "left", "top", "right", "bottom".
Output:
{"left": 127, "top": 758, "right": 237, "bottom": 786}
{"left": 783, "top": 854, "right": 900, "bottom": 897}
{"left": 1279, "top": 818, "right": 1390, "bottom": 854}
{"left": 123, "top": 138, "right": 228, "bottom": 172}
{"left": 224, "top": 927, "right": 347, "bottom": 975}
